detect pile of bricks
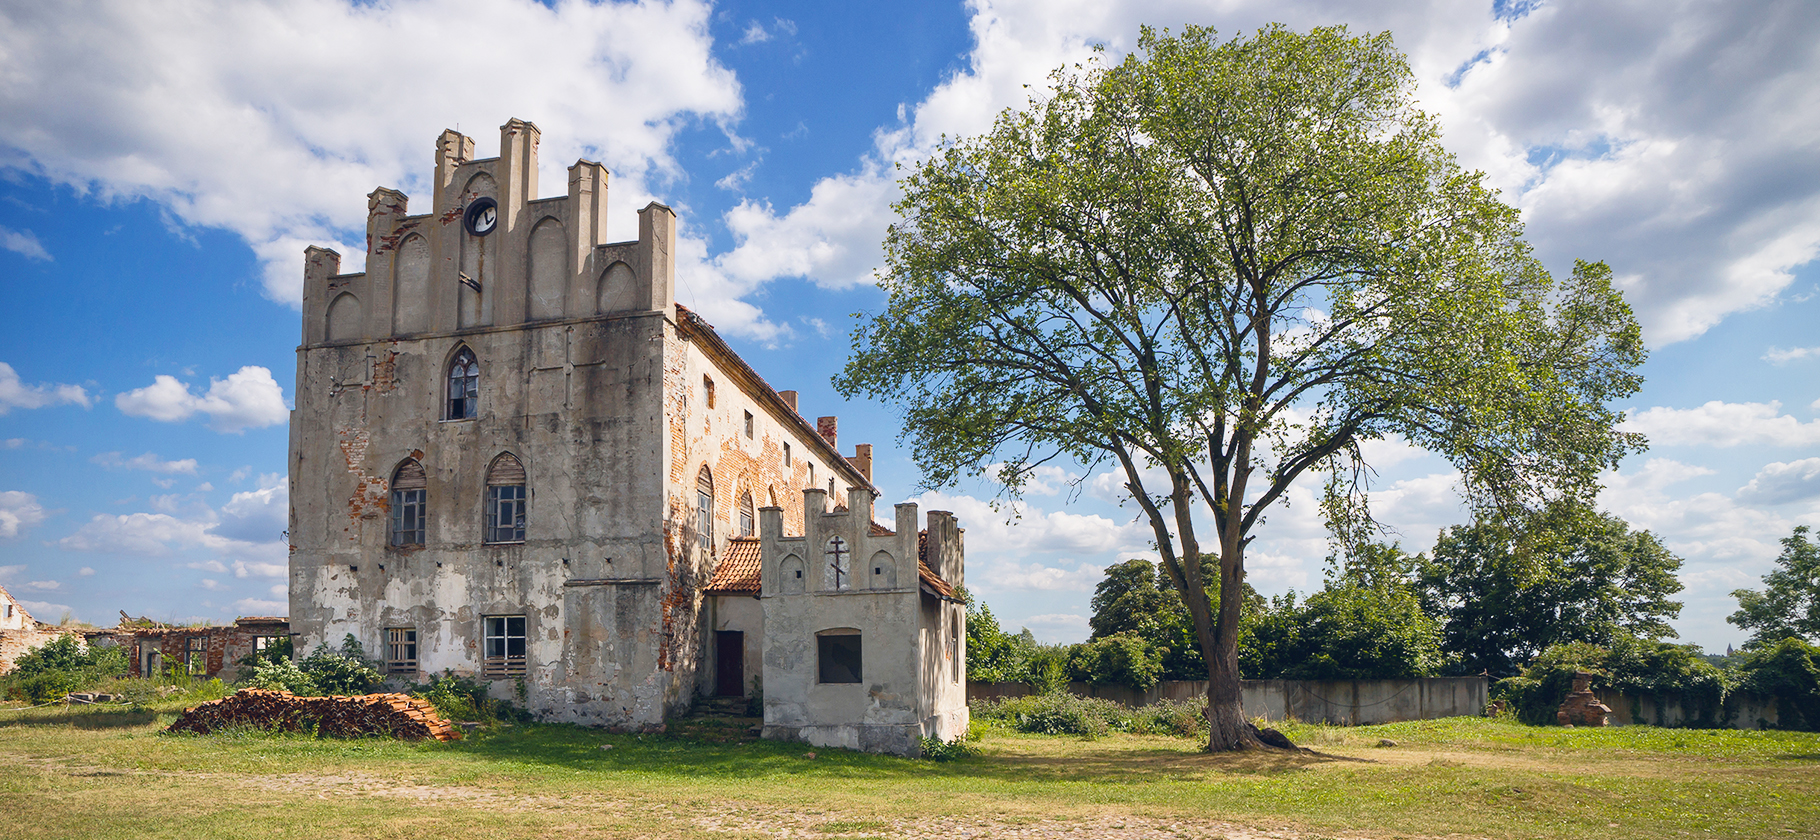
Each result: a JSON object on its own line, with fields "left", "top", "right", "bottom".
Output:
{"left": 1555, "top": 672, "right": 1612, "bottom": 727}
{"left": 166, "top": 688, "right": 461, "bottom": 741}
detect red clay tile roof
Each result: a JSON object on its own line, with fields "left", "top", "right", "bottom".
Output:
{"left": 704, "top": 537, "right": 763, "bottom": 594}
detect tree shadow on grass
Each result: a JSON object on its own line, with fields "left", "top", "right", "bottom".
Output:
{"left": 448, "top": 723, "right": 1356, "bottom": 785}
{"left": 0, "top": 708, "right": 158, "bottom": 730}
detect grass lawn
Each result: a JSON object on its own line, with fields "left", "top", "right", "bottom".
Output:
{"left": 1, "top": 700, "right": 1815, "bottom": 839}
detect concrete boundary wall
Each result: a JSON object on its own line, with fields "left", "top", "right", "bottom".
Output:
{"left": 969, "top": 677, "right": 1490, "bottom": 725}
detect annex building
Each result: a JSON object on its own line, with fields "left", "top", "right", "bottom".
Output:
{"left": 287, "top": 119, "right": 966, "bottom": 755}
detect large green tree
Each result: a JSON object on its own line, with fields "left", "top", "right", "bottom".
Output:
{"left": 1729, "top": 525, "right": 1820, "bottom": 646}
{"left": 836, "top": 24, "right": 1644, "bottom": 750}
{"left": 1420, "top": 501, "right": 1684, "bottom": 676}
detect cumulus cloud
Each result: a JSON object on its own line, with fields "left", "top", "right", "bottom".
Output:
{"left": 233, "top": 598, "right": 286, "bottom": 615}
{"left": 0, "top": 227, "right": 51, "bottom": 261}
{"left": 213, "top": 474, "right": 287, "bottom": 544}
{"left": 1765, "top": 346, "right": 1820, "bottom": 364}
{"left": 0, "top": 0, "right": 742, "bottom": 304}
{"left": 975, "top": 559, "right": 1107, "bottom": 593}
{"left": 0, "top": 490, "right": 49, "bottom": 538}
{"left": 115, "top": 366, "right": 287, "bottom": 433}
{"left": 911, "top": 489, "right": 1149, "bottom": 556}
{"left": 91, "top": 452, "right": 199, "bottom": 475}
{"left": 1599, "top": 457, "right": 1790, "bottom": 565}
{"left": 77, "top": 567, "right": 94, "bottom": 576}
{"left": 19, "top": 600, "right": 72, "bottom": 621}
{"left": 1737, "top": 457, "right": 1820, "bottom": 505}
{"left": 1622, "top": 401, "right": 1820, "bottom": 448}
{"left": 0, "top": 362, "right": 91, "bottom": 414}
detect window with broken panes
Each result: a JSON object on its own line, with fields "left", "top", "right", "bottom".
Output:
{"left": 485, "top": 454, "right": 527, "bottom": 543}
{"left": 738, "top": 490, "right": 755, "bottom": 537}
{"left": 696, "top": 466, "right": 714, "bottom": 551}
{"left": 446, "top": 347, "right": 479, "bottom": 420}
{"left": 482, "top": 615, "right": 527, "bottom": 678}
{"left": 386, "top": 627, "right": 418, "bottom": 674}
{"left": 390, "top": 459, "right": 427, "bottom": 546}
{"left": 817, "top": 632, "right": 862, "bottom": 683}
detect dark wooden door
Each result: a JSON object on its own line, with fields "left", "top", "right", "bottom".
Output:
{"left": 715, "top": 631, "right": 745, "bottom": 696}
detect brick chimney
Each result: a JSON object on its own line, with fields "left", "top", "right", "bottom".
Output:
{"left": 778, "top": 390, "right": 798, "bottom": 413}
{"left": 817, "top": 416, "right": 837, "bottom": 450}
{"left": 849, "top": 443, "right": 872, "bottom": 482}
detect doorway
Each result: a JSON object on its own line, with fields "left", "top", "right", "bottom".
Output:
{"left": 715, "top": 631, "right": 745, "bottom": 696}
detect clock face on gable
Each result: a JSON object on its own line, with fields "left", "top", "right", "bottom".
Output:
{"left": 464, "top": 197, "right": 499, "bottom": 237}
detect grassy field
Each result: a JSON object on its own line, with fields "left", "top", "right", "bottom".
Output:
{"left": 1, "top": 698, "right": 1815, "bottom": 840}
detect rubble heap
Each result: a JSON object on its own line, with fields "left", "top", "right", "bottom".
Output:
{"left": 1556, "top": 672, "right": 1613, "bottom": 727}
{"left": 167, "top": 688, "right": 461, "bottom": 741}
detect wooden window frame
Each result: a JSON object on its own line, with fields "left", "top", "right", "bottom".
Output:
{"left": 481, "top": 615, "right": 527, "bottom": 678}
{"left": 386, "top": 627, "right": 418, "bottom": 674}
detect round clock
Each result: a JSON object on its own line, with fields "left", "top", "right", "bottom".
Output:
{"left": 463, "top": 197, "right": 499, "bottom": 236}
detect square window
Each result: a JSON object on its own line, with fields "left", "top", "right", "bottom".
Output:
{"left": 386, "top": 627, "right": 418, "bottom": 674}
{"left": 817, "top": 633, "right": 862, "bottom": 684}
{"left": 482, "top": 615, "right": 527, "bottom": 678}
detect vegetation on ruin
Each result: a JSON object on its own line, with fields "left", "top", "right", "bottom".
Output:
{"left": 840, "top": 23, "right": 1646, "bottom": 751}
{"left": 1, "top": 699, "right": 1815, "bottom": 839}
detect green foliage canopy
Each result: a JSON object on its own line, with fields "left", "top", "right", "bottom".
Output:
{"left": 838, "top": 23, "right": 1644, "bottom": 748}
{"left": 1421, "top": 501, "right": 1684, "bottom": 676}
{"left": 1729, "top": 525, "right": 1820, "bottom": 647}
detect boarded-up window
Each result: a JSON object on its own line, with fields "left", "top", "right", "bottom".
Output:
{"left": 696, "top": 466, "right": 714, "bottom": 551}
{"left": 447, "top": 347, "right": 479, "bottom": 420}
{"left": 390, "top": 459, "right": 426, "bottom": 546}
{"left": 817, "top": 631, "right": 861, "bottom": 683}
{"left": 485, "top": 454, "right": 527, "bottom": 543}
{"left": 482, "top": 615, "right": 526, "bottom": 678}
{"left": 386, "top": 627, "right": 418, "bottom": 674}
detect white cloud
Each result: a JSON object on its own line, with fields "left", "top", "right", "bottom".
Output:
{"left": 199, "top": 579, "right": 226, "bottom": 591}
{"left": 233, "top": 560, "right": 288, "bottom": 579}
{"left": 233, "top": 598, "right": 286, "bottom": 615}
{"left": 1764, "top": 346, "right": 1820, "bottom": 365}
{"left": 77, "top": 567, "right": 94, "bottom": 576}
{"left": 0, "top": 226, "right": 51, "bottom": 261}
{"left": 19, "top": 600, "right": 73, "bottom": 621}
{"left": 1737, "top": 458, "right": 1820, "bottom": 505}
{"left": 1020, "top": 613, "right": 1088, "bottom": 628}
{"left": 1599, "top": 457, "right": 1789, "bottom": 565}
{"left": 976, "top": 559, "right": 1106, "bottom": 593}
{"left": 213, "top": 474, "right": 287, "bottom": 544}
{"left": 0, "top": 0, "right": 742, "bottom": 305}
{"left": 1622, "top": 401, "right": 1820, "bottom": 448}
{"left": 0, "top": 564, "right": 22, "bottom": 582}
{"left": 91, "top": 452, "right": 199, "bottom": 475}
{"left": 115, "top": 366, "right": 288, "bottom": 433}
{"left": 20, "top": 579, "right": 59, "bottom": 591}
{"left": 186, "top": 559, "right": 229, "bottom": 574}
{"left": 0, "top": 362, "right": 91, "bottom": 414}
{"left": 0, "top": 490, "right": 48, "bottom": 538}
{"left": 912, "top": 489, "right": 1148, "bottom": 556}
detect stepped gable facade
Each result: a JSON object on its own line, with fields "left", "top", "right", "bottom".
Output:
{"left": 288, "top": 120, "right": 965, "bottom": 752}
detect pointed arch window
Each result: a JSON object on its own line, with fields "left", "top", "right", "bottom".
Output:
{"left": 485, "top": 454, "right": 526, "bottom": 543}
{"left": 738, "top": 490, "right": 755, "bottom": 537}
{"left": 389, "top": 459, "right": 427, "bottom": 546}
{"left": 824, "top": 536, "right": 851, "bottom": 591}
{"left": 446, "top": 347, "right": 479, "bottom": 420}
{"left": 696, "top": 466, "right": 714, "bottom": 551}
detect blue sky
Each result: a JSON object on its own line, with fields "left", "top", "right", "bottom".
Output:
{"left": 1, "top": 0, "right": 1816, "bottom": 653}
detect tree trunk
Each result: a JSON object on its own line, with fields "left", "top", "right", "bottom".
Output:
{"left": 1202, "top": 554, "right": 1264, "bottom": 751}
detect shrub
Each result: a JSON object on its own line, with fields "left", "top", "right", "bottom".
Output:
{"left": 1125, "top": 698, "right": 1208, "bottom": 738}
{"left": 1494, "top": 636, "right": 1731, "bottom": 726}
{"left": 413, "top": 671, "right": 524, "bottom": 725}
{"left": 1066, "top": 631, "right": 1165, "bottom": 691}
{"left": 919, "top": 734, "right": 980, "bottom": 760}
{"left": 973, "top": 692, "right": 1120, "bottom": 737}
{"left": 1734, "top": 637, "right": 1820, "bottom": 731}
{"left": 1, "top": 635, "right": 129, "bottom": 702}
{"left": 243, "top": 657, "right": 319, "bottom": 696}
{"left": 297, "top": 635, "right": 384, "bottom": 695}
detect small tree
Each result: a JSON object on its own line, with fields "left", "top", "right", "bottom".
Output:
{"left": 297, "top": 634, "right": 383, "bottom": 695}
{"left": 839, "top": 24, "right": 1645, "bottom": 750}
{"left": 1730, "top": 525, "right": 1820, "bottom": 647}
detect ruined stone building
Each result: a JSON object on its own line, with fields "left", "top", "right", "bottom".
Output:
{"left": 0, "top": 584, "right": 57, "bottom": 675}
{"left": 288, "top": 120, "right": 966, "bottom": 754}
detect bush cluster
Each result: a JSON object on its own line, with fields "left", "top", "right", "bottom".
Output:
{"left": 972, "top": 692, "right": 1208, "bottom": 739}
{"left": 0, "top": 635, "right": 128, "bottom": 703}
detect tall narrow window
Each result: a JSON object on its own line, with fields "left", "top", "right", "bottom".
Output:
{"left": 738, "top": 490, "right": 755, "bottom": 537}
{"left": 386, "top": 627, "right": 418, "bottom": 674}
{"left": 783, "top": 443, "right": 791, "bottom": 467}
{"left": 485, "top": 454, "right": 527, "bottom": 543}
{"left": 743, "top": 410, "right": 754, "bottom": 438}
{"left": 446, "top": 347, "right": 479, "bottom": 420}
{"left": 696, "top": 466, "right": 714, "bottom": 551}
{"left": 389, "top": 459, "right": 427, "bottom": 546}
{"left": 951, "top": 610, "right": 962, "bottom": 683}
{"left": 482, "top": 615, "right": 526, "bottom": 678}
{"left": 187, "top": 636, "right": 208, "bottom": 676}
{"left": 703, "top": 375, "right": 716, "bottom": 409}
{"left": 824, "top": 536, "right": 851, "bottom": 591}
